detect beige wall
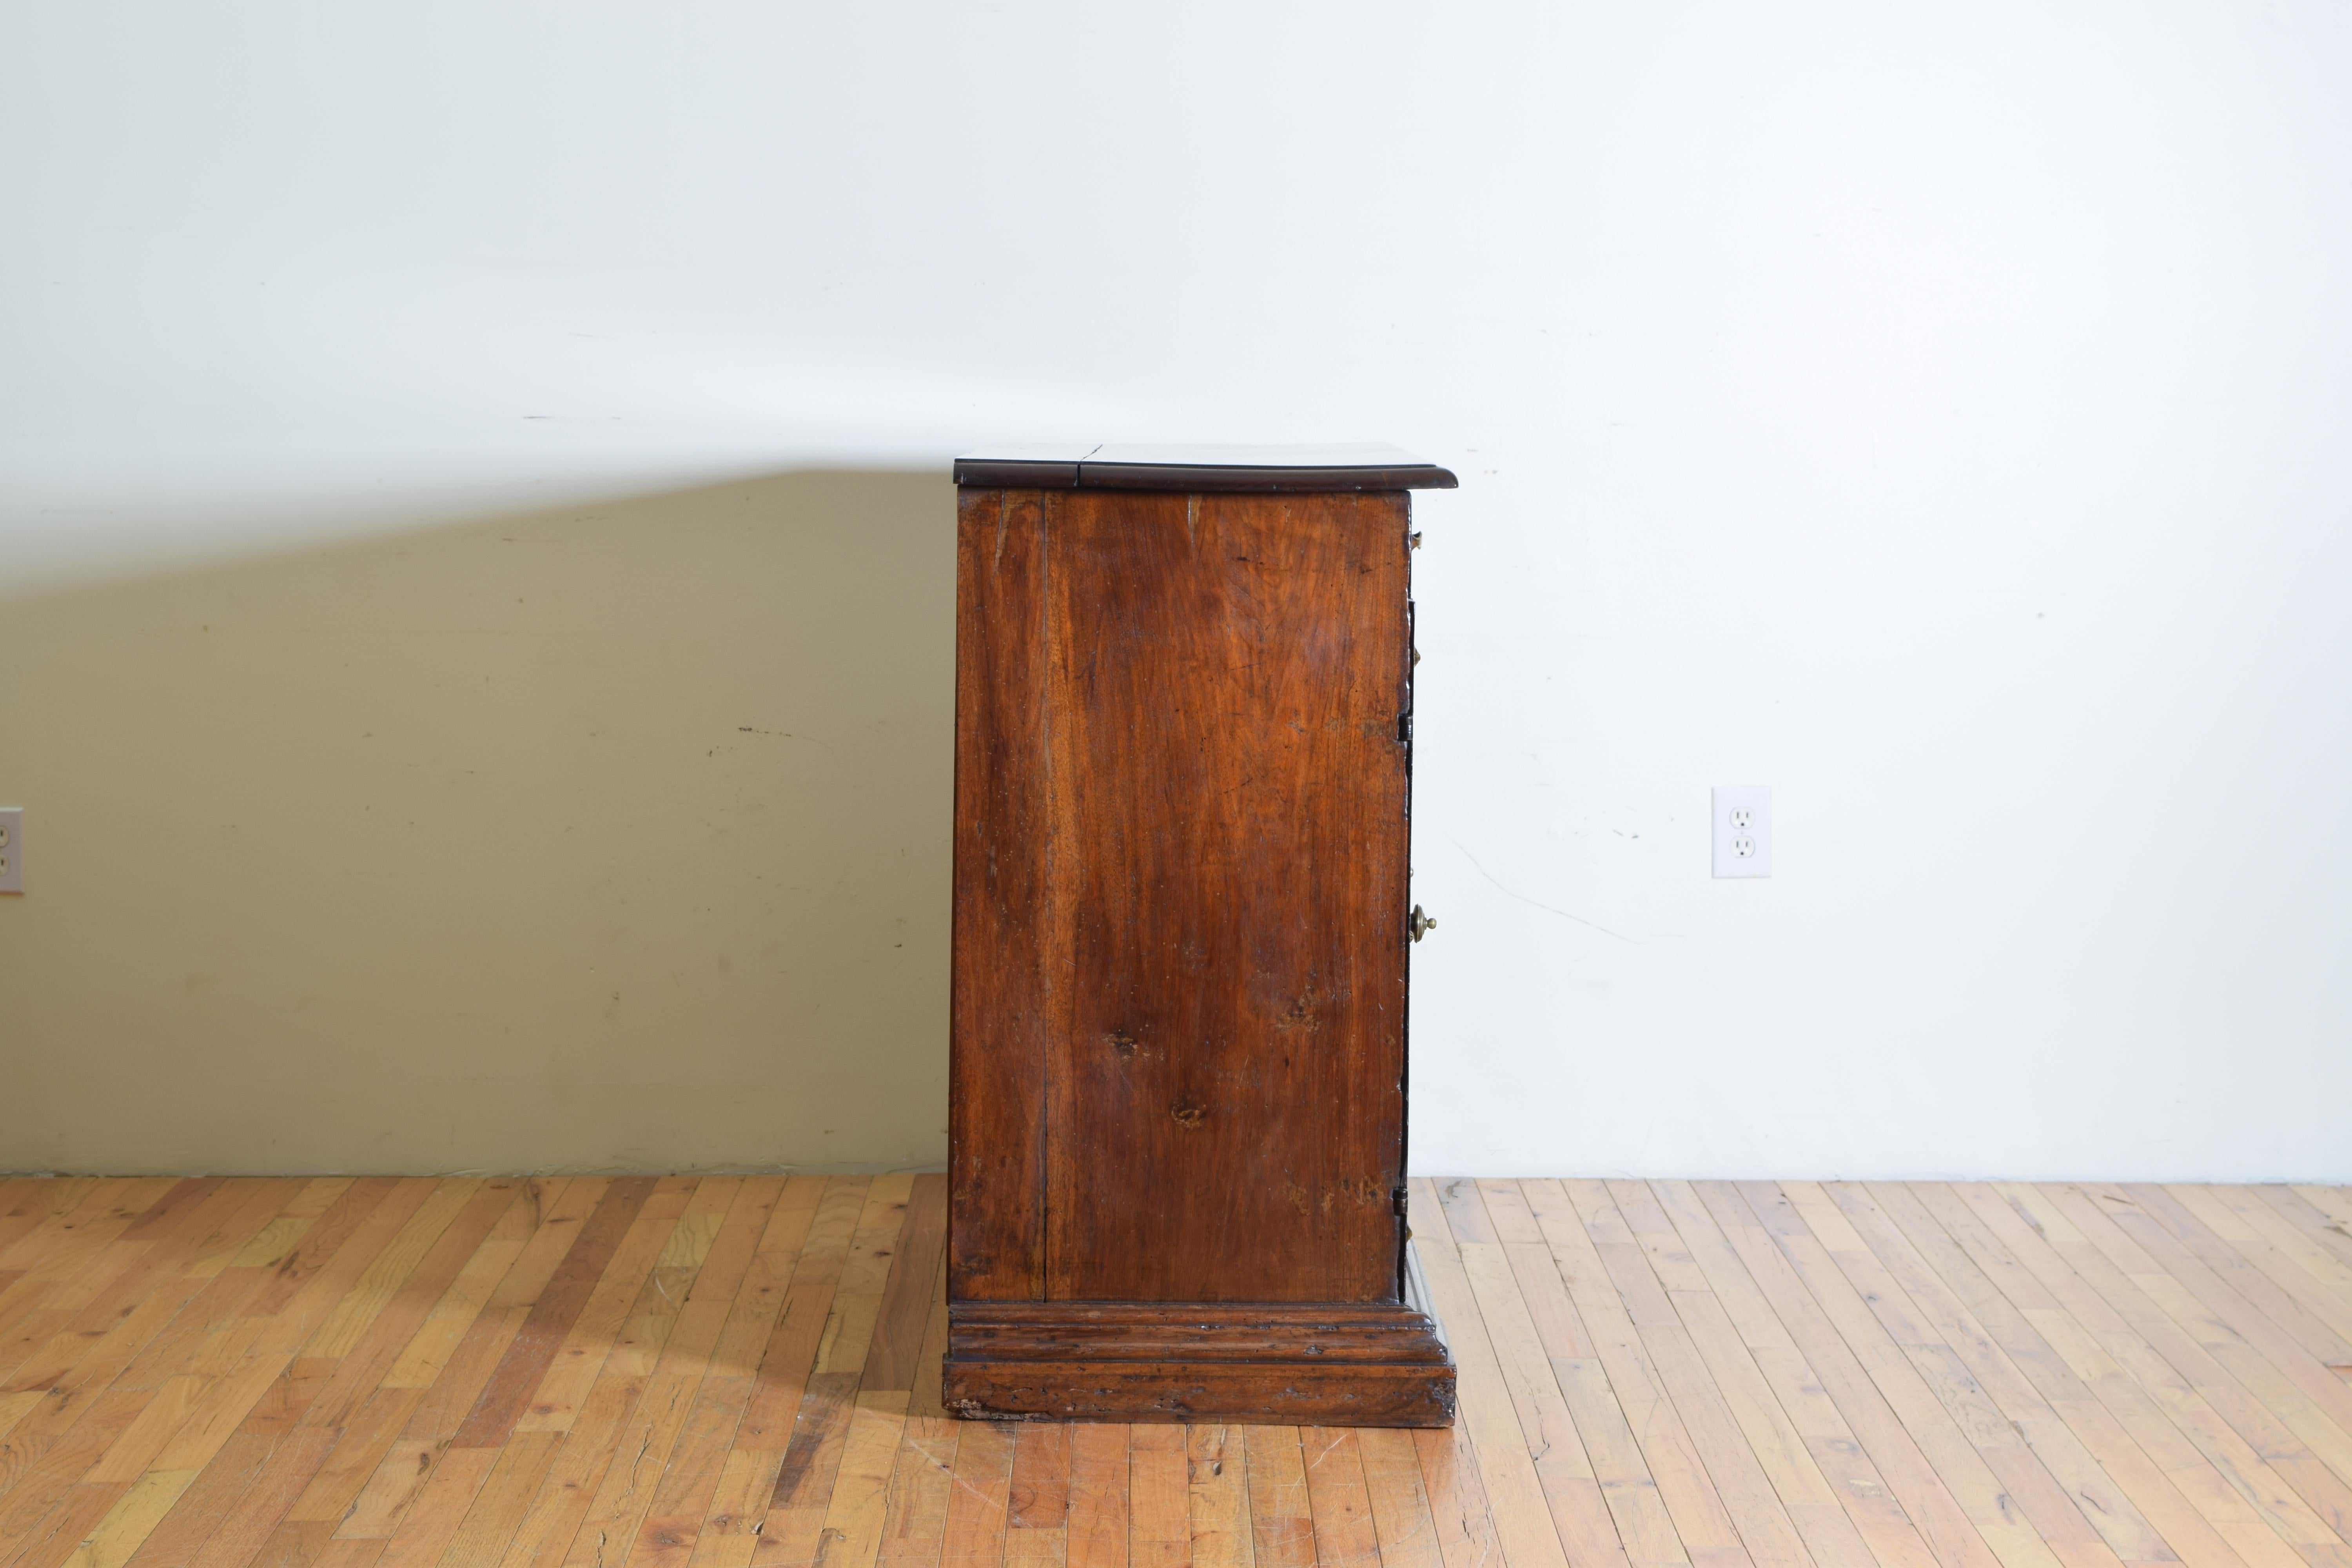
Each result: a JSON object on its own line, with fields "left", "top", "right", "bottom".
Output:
{"left": 0, "top": 472, "right": 954, "bottom": 1174}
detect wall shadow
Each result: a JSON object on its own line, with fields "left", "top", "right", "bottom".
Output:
{"left": 0, "top": 470, "right": 957, "bottom": 1174}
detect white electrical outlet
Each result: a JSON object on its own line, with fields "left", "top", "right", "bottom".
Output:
{"left": 1711, "top": 787, "right": 1771, "bottom": 878}
{"left": 0, "top": 808, "right": 19, "bottom": 893}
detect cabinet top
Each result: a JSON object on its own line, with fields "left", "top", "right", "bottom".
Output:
{"left": 954, "top": 443, "right": 1458, "bottom": 493}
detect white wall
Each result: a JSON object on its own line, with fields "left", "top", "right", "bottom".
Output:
{"left": 5, "top": 1, "right": 2348, "bottom": 1178}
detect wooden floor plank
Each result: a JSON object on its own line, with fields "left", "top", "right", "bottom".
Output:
{"left": 1416, "top": 1179, "right": 1573, "bottom": 1568}
{"left": 2024, "top": 1186, "right": 2352, "bottom": 1541}
{"left": 439, "top": 1429, "right": 569, "bottom": 1568}
{"left": 1589, "top": 1179, "right": 1827, "bottom": 1568}
{"left": 873, "top": 1416, "right": 964, "bottom": 1568}
{"left": 1359, "top": 1425, "right": 1446, "bottom": 1568}
{"left": 451, "top": 1178, "right": 657, "bottom": 1449}
{"left": 543, "top": 1177, "right": 759, "bottom": 1568}
{"left": 1832, "top": 1183, "right": 2171, "bottom": 1568}
{"left": 1777, "top": 1181, "right": 2132, "bottom": 1568}
{"left": 0, "top": 1180, "right": 285, "bottom": 1494}
{"left": 1898, "top": 1180, "right": 2258, "bottom": 1568}
{"left": 182, "top": 1424, "right": 342, "bottom": 1568}
{"left": 1456, "top": 1211, "right": 1633, "bottom": 1568}
{"left": 732, "top": 1178, "right": 869, "bottom": 1455}
{"left": 1647, "top": 1181, "right": 1943, "bottom": 1568}
{"left": 23, "top": 1477, "right": 137, "bottom": 1568}
{"left": 492, "top": 1181, "right": 705, "bottom": 1568}
{"left": 2161, "top": 1192, "right": 2352, "bottom": 1350}
{"left": 7, "top": 1172, "right": 2349, "bottom": 1568}
{"left": 1686, "top": 1182, "right": 2020, "bottom": 1568}
{"left": 904, "top": 1267, "right": 951, "bottom": 1433}
{"left": 2101, "top": 1196, "right": 2352, "bottom": 1485}
{"left": 1010, "top": 1420, "right": 1074, "bottom": 1535}
{"left": 2251, "top": 1191, "right": 2352, "bottom": 1291}
{"left": 1413, "top": 1414, "right": 1503, "bottom": 1568}
{"left": 619, "top": 1177, "right": 791, "bottom": 1568}
{"left": 1940, "top": 1184, "right": 2316, "bottom": 1568}
{"left": 1395, "top": 1214, "right": 1505, "bottom": 1568}
{"left": 1127, "top": 1425, "right": 1187, "bottom": 1568}
{"left": 1238, "top": 1428, "right": 1308, "bottom": 1568}
{"left": 1735, "top": 1182, "right": 2078, "bottom": 1568}
{"left": 512, "top": 1178, "right": 700, "bottom": 1441}
{"left": 2067, "top": 1189, "right": 2352, "bottom": 1470}
{"left": 2117, "top": 1190, "right": 2352, "bottom": 1370}
{"left": 4, "top": 1180, "right": 275, "bottom": 1404}
{"left": 864, "top": 1178, "right": 947, "bottom": 1398}
{"left": 798, "top": 1392, "right": 913, "bottom": 1568}
{"left": 0, "top": 1183, "right": 183, "bottom": 1393}
{"left": 1494, "top": 1182, "right": 1689, "bottom": 1568}
{"left": 53, "top": 1465, "right": 196, "bottom": 1568}
{"left": 2280, "top": 1191, "right": 2352, "bottom": 1279}
{"left": 1185, "top": 1425, "right": 1250, "bottom": 1568}
{"left": 232, "top": 1178, "right": 399, "bottom": 1323}
{"left": 1993, "top": 1186, "right": 2352, "bottom": 1566}
{"left": 1301, "top": 1426, "right": 1381, "bottom": 1568}
{"left": 123, "top": 1182, "right": 532, "bottom": 1566}
{"left": 1524, "top": 1179, "right": 1755, "bottom": 1568}
{"left": 0, "top": 1183, "right": 96, "bottom": 1264}
{"left": 940, "top": 1419, "right": 1016, "bottom": 1568}
{"left": 679, "top": 1182, "right": 833, "bottom": 1568}
{"left": 11, "top": 1185, "right": 433, "bottom": 1568}
{"left": 0, "top": 1181, "right": 147, "bottom": 1303}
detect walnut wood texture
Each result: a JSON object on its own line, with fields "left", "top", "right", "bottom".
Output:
{"left": 951, "top": 488, "right": 1055, "bottom": 1302}
{"left": 948, "top": 479, "right": 1435, "bottom": 1423}
{"left": 941, "top": 1300, "right": 1455, "bottom": 1426}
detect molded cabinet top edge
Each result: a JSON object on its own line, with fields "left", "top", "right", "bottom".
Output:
{"left": 954, "top": 441, "right": 1458, "bottom": 492}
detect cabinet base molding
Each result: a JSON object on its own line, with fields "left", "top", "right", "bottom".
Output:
{"left": 942, "top": 1300, "right": 1457, "bottom": 1426}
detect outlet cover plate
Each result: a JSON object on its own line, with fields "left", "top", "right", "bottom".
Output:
{"left": 1711, "top": 787, "right": 1771, "bottom": 878}
{"left": 0, "top": 808, "right": 19, "bottom": 893}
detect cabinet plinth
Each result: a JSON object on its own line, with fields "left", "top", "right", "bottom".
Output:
{"left": 946, "top": 450, "right": 1455, "bottom": 1426}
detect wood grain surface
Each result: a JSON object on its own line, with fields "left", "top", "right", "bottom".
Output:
{"left": 940, "top": 1301, "right": 1457, "bottom": 1426}
{"left": 951, "top": 488, "right": 1057, "bottom": 1305}
{"left": 951, "top": 486, "right": 1416, "bottom": 1308}
{"left": 1, "top": 1175, "right": 2346, "bottom": 1566}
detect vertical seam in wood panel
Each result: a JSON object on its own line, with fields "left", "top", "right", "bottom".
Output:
{"left": 1037, "top": 488, "right": 1055, "bottom": 1303}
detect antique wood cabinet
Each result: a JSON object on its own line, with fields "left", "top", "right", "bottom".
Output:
{"left": 943, "top": 445, "right": 1457, "bottom": 1426}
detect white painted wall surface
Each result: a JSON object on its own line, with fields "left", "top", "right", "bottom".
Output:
{"left": 4, "top": 1, "right": 2348, "bottom": 1178}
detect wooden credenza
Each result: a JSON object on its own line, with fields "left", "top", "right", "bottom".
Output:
{"left": 944, "top": 445, "right": 1457, "bottom": 1426}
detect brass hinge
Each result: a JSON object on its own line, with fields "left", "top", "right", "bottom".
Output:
{"left": 1393, "top": 1186, "right": 1410, "bottom": 1217}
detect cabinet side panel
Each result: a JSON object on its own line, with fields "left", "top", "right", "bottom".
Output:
{"left": 950, "top": 487, "right": 1054, "bottom": 1300}
{"left": 1043, "top": 489, "right": 1411, "bottom": 1303}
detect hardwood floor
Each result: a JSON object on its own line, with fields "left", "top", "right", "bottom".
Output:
{"left": 1, "top": 1174, "right": 2348, "bottom": 1568}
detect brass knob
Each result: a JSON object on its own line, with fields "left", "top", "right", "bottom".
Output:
{"left": 1410, "top": 905, "right": 1436, "bottom": 942}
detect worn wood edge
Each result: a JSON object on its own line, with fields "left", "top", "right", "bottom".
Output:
{"left": 939, "top": 1359, "right": 1457, "bottom": 1427}
{"left": 1403, "top": 1240, "right": 1449, "bottom": 1361}
{"left": 941, "top": 1297, "right": 1456, "bottom": 1426}
{"left": 953, "top": 461, "right": 1458, "bottom": 491}
{"left": 948, "top": 1301, "right": 1448, "bottom": 1360}
{"left": 952, "top": 1301, "right": 1447, "bottom": 1328}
